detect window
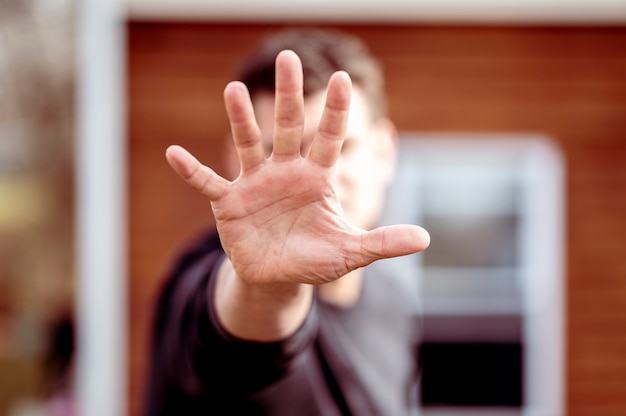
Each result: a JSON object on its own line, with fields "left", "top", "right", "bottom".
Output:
{"left": 380, "top": 134, "right": 565, "bottom": 416}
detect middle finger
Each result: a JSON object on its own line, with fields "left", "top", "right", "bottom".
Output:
{"left": 272, "top": 50, "right": 305, "bottom": 160}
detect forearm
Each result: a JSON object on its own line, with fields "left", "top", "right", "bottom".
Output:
{"left": 213, "top": 256, "right": 314, "bottom": 342}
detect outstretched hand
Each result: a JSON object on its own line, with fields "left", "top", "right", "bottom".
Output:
{"left": 166, "top": 50, "right": 429, "bottom": 287}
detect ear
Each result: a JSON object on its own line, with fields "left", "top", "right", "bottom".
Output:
{"left": 221, "top": 132, "right": 241, "bottom": 181}
{"left": 371, "top": 117, "right": 398, "bottom": 185}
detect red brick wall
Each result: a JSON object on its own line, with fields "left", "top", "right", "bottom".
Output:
{"left": 127, "top": 22, "right": 626, "bottom": 416}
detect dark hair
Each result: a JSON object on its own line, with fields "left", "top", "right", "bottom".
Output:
{"left": 237, "top": 28, "right": 387, "bottom": 120}
{"left": 41, "top": 312, "right": 75, "bottom": 397}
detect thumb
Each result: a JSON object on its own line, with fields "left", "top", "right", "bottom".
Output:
{"left": 354, "top": 224, "right": 430, "bottom": 268}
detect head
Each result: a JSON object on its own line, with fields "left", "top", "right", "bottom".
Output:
{"left": 225, "top": 28, "right": 397, "bottom": 230}
{"left": 239, "top": 28, "right": 388, "bottom": 121}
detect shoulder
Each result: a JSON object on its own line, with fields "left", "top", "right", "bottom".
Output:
{"left": 152, "top": 229, "right": 224, "bottom": 340}
{"left": 161, "top": 230, "right": 222, "bottom": 291}
{"left": 172, "top": 230, "right": 223, "bottom": 274}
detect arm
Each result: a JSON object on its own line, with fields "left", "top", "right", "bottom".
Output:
{"left": 213, "top": 256, "right": 313, "bottom": 341}
{"left": 165, "top": 50, "right": 429, "bottom": 342}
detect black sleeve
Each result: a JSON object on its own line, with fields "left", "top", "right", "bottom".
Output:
{"left": 143, "top": 232, "right": 319, "bottom": 416}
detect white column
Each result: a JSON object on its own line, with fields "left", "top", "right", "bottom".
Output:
{"left": 75, "top": 0, "right": 127, "bottom": 415}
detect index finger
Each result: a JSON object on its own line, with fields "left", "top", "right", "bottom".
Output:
{"left": 308, "top": 71, "right": 352, "bottom": 168}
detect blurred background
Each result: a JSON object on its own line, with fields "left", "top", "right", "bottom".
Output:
{"left": 1, "top": 0, "right": 626, "bottom": 415}
{"left": 0, "top": 0, "right": 76, "bottom": 415}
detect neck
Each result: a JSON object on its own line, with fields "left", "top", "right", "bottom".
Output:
{"left": 317, "top": 269, "right": 364, "bottom": 308}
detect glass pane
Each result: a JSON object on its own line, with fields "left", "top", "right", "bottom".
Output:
{"left": 420, "top": 177, "right": 519, "bottom": 269}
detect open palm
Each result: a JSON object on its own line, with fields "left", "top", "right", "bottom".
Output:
{"left": 166, "top": 50, "right": 429, "bottom": 287}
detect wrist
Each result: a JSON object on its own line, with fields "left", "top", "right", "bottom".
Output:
{"left": 213, "top": 257, "right": 313, "bottom": 341}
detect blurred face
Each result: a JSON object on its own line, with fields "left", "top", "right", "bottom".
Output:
{"left": 249, "top": 87, "right": 397, "bottom": 230}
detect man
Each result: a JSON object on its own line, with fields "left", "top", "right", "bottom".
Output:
{"left": 145, "top": 28, "right": 430, "bottom": 415}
